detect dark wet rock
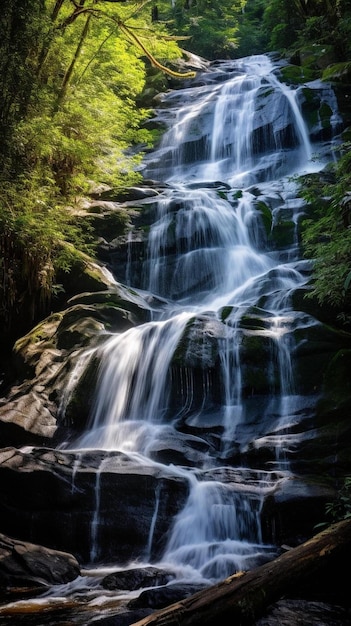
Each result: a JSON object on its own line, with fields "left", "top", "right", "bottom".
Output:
{"left": 0, "top": 448, "right": 189, "bottom": 564}
{"left": 102, "top": 566, "right": 175, "bottom": 591}
{"left": 74, "top": 199, "right": 131, "bottom": 241}
{"left": 147, "top": 428, "right": 213, "bottom": 467}
{"left": 172, "top": 314, "right": 226, "bottom": 370}
{"left": 128, "top": 582, "right": 207, "bottom": 609}
{"left": 55, "top": 256, "right": 115, "bottom": 307}
{"left": 0, "top": 533, "right": 80, "bottom": 588}
{"left": 256, "top": 598, "right": 351, "bottom": 626}
{"left": 261, "top": 477, "right": 335, "bottom": 545}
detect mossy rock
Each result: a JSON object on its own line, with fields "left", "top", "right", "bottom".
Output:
{"left": 83, "top": 208, "right": 130, "bottom": 240}
{"left": 322, "top": 61, "right": 351, "bottom": 82}
{"left": 56, "top": 256, "right": 112, "bottom": 306}
{"left": 241, "top": 365, "right": 273, "bottom": 396}
{"left": 137, "top": 68, "right": 169, "bottom": 108}
{"left": 240, "top": 333, "right": 280, "bottom": 394}
{"left": 280, "top": 64, "right": 318, "bottom": 85}
{"left": 255, "top": 201, "right": 273, "bottom": 237}
{"left": 341, "top": 126, "right": 351, "bottom": 142}
{"left": 13, "top": 313, "right": 63, "bottom": 379}
{"left": 68, "top": 289, "right": 153, "bottom": 325}
{"left": 239, "top": 309, "right": 272, "bottom": 332}
{"left": 172, "top": 316, "right": 222, "bottom": 369}
{"left": 269, "top": 220, "right": 295, "bottom": 249}
{"left": 241, "top": 333, "right": 272, "bottom": 365}
{"left": 291, "top": 288, "right": 342, "bottom": 325}
{"left": 56, "top": 299, "right": 145, "bottom": 351}
{"left": 301, "top": 88, "right": 334, "bottom": 134}
{"left": 220, "top": 306, "right": 233, "bottom": 322}
{"left": 299, "top": 45, "right": 336, "bottom": 71}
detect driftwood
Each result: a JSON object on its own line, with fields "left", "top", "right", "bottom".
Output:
{"left": 131, "top": 519, "right": 351, "bottom": 626}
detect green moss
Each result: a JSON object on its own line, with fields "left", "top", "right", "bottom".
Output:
{"left": 241, "top": 333, "right": 271, "bottom": 364}
{"left": 269, "top": 220, "right": 295, "bottom": 248}
{"left": 243, "top": 368, "right": 271, "bottom": 395}
{"left": 240, "top": 333, "right": 274, "bottom": 394}
{"left": 319, "top": 102, "right": 333, "bottom": 129}
{"left": 299, "top": 45, "right": 336, "bottom": 72}
{"left": 239, "top": 313, "right": 270, "bottom": 331}
{"left": 280, "top": 64, "right": 318, "bottom": 85}
{"left": 220, "top": 307, "right": 233, "bottom": 322}
{"left": 15, "top": 313, "right": 63, "bottom": 350}
{"left": 255, "top": 201, "right": 272, "bottom": 237}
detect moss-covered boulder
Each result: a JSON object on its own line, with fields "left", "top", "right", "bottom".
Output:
{"left": 0, "top": 283, "right": 158, "bottom": 445}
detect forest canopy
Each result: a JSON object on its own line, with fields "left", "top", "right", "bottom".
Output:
{"left": 1, "top": 0, "right": 351, "bottom": 348}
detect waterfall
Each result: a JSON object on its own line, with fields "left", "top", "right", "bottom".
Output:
{"left": 67, "top": 54, "right": 341, "bottom": 582}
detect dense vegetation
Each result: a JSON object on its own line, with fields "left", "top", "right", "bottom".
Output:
{"left": 0, "top": 0, "right": 187, "bottom": 347}
{"left": 1, "top": 0, "right": 351, "bottom": 353}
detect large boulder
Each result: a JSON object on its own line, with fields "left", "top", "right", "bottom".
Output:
{"left": 0, "top": 533, "right": 80, "bottom": 588}
{"left": 0, "top": 283, "right": 162, "bottom": 445}
{"left": 0, "top": 447, "right": 189, "bottom": 564}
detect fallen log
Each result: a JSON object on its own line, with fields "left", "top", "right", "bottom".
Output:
{"left": 131, "top": 519, "right": 351, "bottom": 626}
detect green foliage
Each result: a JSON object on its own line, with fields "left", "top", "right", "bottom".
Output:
{"left": 159, "top": 0, "right": 247, "bottom": 60}
{"left": 316, "top": 477, "right": 351, "bottom": 529}
{"left": 0, "top": 0, "right": 187, "bottom": 341}
{"left": 2, "top": 0, "right": 351, "bottom": 344}
{"left": 235, "top": 0, "right": 351, "bottom": 61}
{"left": 0, "top": 0, "right": 48, "bottom": 176}
{"left": 234, "top": 0, "right": 305, "bottom": 56}
{"left": 322, "top": 60, "right": 351, "bottom": 81}
{"left": 263, "top": 0, "right": 303, "bottom": 52}
{"left": 326, "top": 477, "right": 351, "bottom": 521}
{"left": 235, "top": 0, "right": 269, "bottom": 57}
{"left": 300, "top": 144, "right": 351, "bottom": 311}
{"left": 0, "top": 177, "right": 93, "bottom": 334}
{"left": 1, "top": 0, "right": 185, "bottom": 188}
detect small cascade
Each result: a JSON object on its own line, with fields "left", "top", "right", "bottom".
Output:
{"left": 145, "top": 483, "right": 161, "bottom": 562}
{"left": 71, "top": 455, "right": 82, "bottom": 494}
{"left": 76, "top": 313, "right": 192, "bottom": 451}
{"left": 163, "top": 478, "right": 265, "bottom": 580}
{"left": 125, "top": 228, "right": 134, "bottom": 286}
{"left": 218, "top": 318, "right": 243, "bottom": 450}
{"left": 63, "top": 54, "right": 342, "bottom": 587}
{"left": 145, "top": 54, "right": 327, "bottom": 187}
{"left": 90, "top": 461, "right": 104, "bottom": 563}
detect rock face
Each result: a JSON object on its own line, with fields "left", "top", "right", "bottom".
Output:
{"left": 0, "top": 281, "right": 162, "bottom": 444}
{"left": 102, "top": 566, "right": 175, "bottom": 591}
{"left": 0, "top": 533, "right": 80, "bottom": 587}
{"left": 0, "top": 448, "right": 189, "bottom": 564}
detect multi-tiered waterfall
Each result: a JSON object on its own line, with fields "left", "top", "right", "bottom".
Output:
{"left": 64, "top": 55, "right": 341, "bottom": 582}
{"left": 0, "top": 53, "right": 345, "bottom": 624}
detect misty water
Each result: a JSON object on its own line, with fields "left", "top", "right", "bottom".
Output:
{"left": 0, "top": 54, "right": 342, "bottom": 624}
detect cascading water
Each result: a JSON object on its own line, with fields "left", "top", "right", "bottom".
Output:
{"left": 65, "top": 54, "right": 341, "bottom": 586}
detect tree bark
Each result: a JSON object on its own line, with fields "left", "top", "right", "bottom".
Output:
{"left": 131, "top": 519, "right": 351, "bottom": 626}
{"left": 56, "top": 12, "right": 91, "bottom": 108}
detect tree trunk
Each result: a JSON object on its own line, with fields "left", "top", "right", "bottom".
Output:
{"left": 131, "top": 519, "right": 351, "bottom": 626}
{"left": 56, "top": 12, "right": 91, "bottom": 108}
